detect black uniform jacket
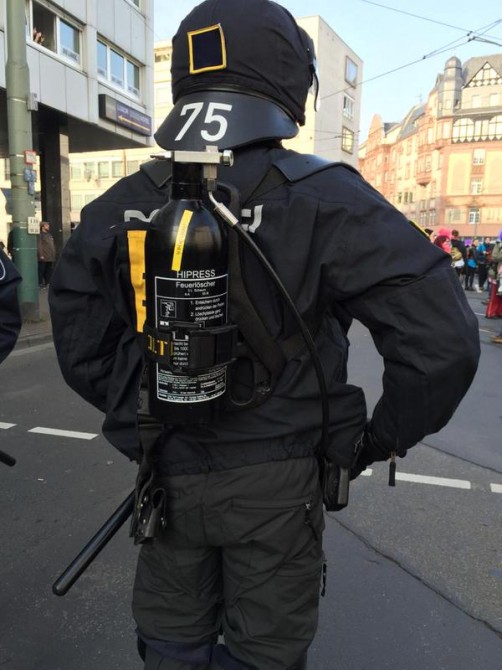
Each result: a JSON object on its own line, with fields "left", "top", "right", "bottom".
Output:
{"left": 49, "top": 144, "right": 480, "bottom": 474}
{"left": 0, "top": 249, "right": 22, "bottom": 365}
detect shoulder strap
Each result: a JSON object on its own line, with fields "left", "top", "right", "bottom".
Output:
{"left": 249, "top": 153, "right": 359, "bottom": 201}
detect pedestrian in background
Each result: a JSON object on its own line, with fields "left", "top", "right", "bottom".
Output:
{"left": 37, "top": 221, "right": 55, "bottom": 288}
{"left": 465, "top": 243, "right": 478, "bottom": 291}
{"left": 433, "top": 233, "right": 452, "bottom": 255}
{"left": 491, "top": 327, "right": 502, "bottom": 344}
{"left": 476, "top": 240, "right": 488, "bottom": 292}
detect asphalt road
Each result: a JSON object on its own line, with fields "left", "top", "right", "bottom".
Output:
{"left": 0, "top": 291, "right": 501, "bottom": 670}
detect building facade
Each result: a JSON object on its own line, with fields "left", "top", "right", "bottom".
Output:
{"left": 0, "top": 0, "right": 154, "bottom": 247}
{"left": 286, "top": 15, "right": 362, "bottom": 166}
{"left": 359, "top": 54, "right": 502, "bottom": 239}
{"left": 68, "top": 39, "right": 171, "bottom": 223}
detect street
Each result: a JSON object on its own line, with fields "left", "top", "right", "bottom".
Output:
{"left": 0, "top": 291, "right": 501, "bottom": 670}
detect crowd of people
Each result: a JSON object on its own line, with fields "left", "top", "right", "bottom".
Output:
{"left": 427, "top": 227, "right": 502, "bottom": 344}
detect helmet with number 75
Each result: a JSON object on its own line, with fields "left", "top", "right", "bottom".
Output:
{"left": 154, "top": 0, "right": 318, "bottom": 151}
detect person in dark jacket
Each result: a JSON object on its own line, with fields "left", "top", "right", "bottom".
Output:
{"left": 37, "top": 221, "right": 56, "bottom": 288}
{"left": 451, "top": 229, "right": 467, "bottom": 277}
{"left": 0, "top": 247, "right": 22, "bottom": 364}
{"left": 48, "top": 1, "right": 480, "bottom": 669}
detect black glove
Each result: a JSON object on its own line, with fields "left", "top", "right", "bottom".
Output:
{"left": 350, "top": 421, "right": 406, "bottom": 480}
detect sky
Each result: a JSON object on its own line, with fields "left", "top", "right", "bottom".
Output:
{"left": 152, "top": 0, "right": 502, "bottom": 140}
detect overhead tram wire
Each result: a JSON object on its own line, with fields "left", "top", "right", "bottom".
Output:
{"left": 320, "top": 18, "right": 502, "bottom": 103}
{"left": 357, "top": 0, "right": 502, "bottom": 40}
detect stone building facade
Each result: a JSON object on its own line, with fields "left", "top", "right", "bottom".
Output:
{"left": 359, "top": 54, "right": 502, "bottom": 239}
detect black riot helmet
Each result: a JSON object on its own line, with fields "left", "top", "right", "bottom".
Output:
{"left": 155, "top": 0, "right": 318, "bottom": 151}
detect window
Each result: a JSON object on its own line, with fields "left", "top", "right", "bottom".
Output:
{"left": 343, "top": 94, "right": 355, "bottom": 120}
{"left": 468, "top": 208, "right": 480, "bottom": 224}
{"left": 112, "top": 161, "right": 125, "bottom": 178}
{"left": 472, "top": 149, "right": 485, "bottom": 165}
{"left": 59, "top": 19, "right": 79, "bottom": 63}
{"left": 83, "top": 162, "right": 96, "bottom": 180}
{"left": 98, "top": 162, "right": 110, "bottom": 179}
{"left": 71, "top": 193, "right": 84, "bottom": 210}
{"left": 31, "top": 2, "right": 81, "bottom": 65}
{"left": 97, "top": 41, "right": 107, "bottom": 77}
{"left": 98, "top": 40, "right": 141, "bottom": 98}
{"left": 471, "top": 178, "right": 483, "bottom": 195}
{"left": 127, "top": 61, "right": 140, "bottom": 96}
{"left": 453, "top": 117, "right": 474, "bottom": 142}
{"left": 111, "top": 50, "right": 124, "bottom": 86}
{"left": 488, "top": 115, "right": 502, "bottom": 139}
{"left": 155, "top": 50, "right": 171, "bottom": 63}
{"left": 341, "top": 127, "right": 354, "bottom": 154}
{"left": 126, "top": 160, "right": 139, "bottom": 175}
{"left": 70, "top": 164, "right": 82, "bottom": 179}
{"left": 345, "top": 57, "right": 358, "bottom": 87}
{"left": 446, "top": 208, "right": 462, "bottom": 223}
{"left": 490, "top": 93, "right": 500, "bottom": 107}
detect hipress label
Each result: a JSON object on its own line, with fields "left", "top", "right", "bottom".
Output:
{"left": 154, "top": 271, "right": 229, "bottom": 403}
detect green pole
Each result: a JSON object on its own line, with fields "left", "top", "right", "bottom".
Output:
{"left": 6, "top": 0, "right": 39, "bottom": 320}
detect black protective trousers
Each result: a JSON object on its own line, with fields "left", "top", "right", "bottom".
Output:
{"left": 132, "top": 457, "right": 324, "bottom": 670}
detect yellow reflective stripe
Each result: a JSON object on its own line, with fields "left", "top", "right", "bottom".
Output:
{"left": 172, "top": 210, "right": 193, "bottom": 271}
{"left": 408, "top": 219, "right": 429, "bottom": 240}
{"left": 188, "top": 24, "right": 227, "bottom": 74}
{"left": 127, "top": 230, "right": 147, "bottom": 332}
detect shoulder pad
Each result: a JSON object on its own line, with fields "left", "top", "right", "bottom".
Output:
{"left": 273, "top": 153, "right": 360, "bottom": 183}
{"left": 140, "top": 159, "right": 172, "bottom": 189}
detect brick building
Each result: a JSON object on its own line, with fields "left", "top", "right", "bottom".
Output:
{"left": 359, "top": 54, "right": 502, "bottom": 239}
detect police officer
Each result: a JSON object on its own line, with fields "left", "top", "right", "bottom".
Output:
{"left": 49, "top": 1, "right": 480, "bottom": 668}
{"left": 0, "top": 246, "right": 21, "bottom": 365}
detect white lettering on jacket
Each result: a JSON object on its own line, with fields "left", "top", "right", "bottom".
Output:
{"left": 241, "top": 205, "right": 263, "bottom": 233}
{"left": 123, "top": 209, "right": 160, "bottom": 223}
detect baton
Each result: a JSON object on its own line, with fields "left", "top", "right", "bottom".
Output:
{"left": 0, "top": 449, "right": 16, "bottom": 467}
{"left": 52, "top": 490, "right": 135, "bottom": 596}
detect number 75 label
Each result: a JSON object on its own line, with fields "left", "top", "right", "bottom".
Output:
{"left": 174, "top": 102, "right": 233, "bottom": 143}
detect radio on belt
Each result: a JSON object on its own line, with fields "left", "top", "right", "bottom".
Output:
{"left": 143, "top": 146, "right": 238, "bottom": 424}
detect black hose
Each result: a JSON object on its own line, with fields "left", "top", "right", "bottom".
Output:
{"left": 224, "top": 220, "right": 329, "bottom": 455}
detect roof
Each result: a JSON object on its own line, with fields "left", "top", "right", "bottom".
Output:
{"left": 397, "top": 103, "right": 426, "bottom": 140}
{"left": 462, "top": 54, "right": 502, "bottom": 86}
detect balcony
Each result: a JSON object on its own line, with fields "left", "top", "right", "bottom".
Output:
{"left": 416, "top": 170, "right": 431, "bottom": 187}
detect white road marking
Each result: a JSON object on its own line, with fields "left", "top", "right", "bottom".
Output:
{"left": 396, "top": 472, "right": 471, "bottom": 489}
{"left": 0, "top": 422, "right": 16, "bottom": 429}
{"left": 490, "top": 484, "right": 502, "bottom": 494}
{"left": 360, "top": 469, "right": 473, "bottom": 490}
{"left": 28, "top": 427, "right": 98, "bottom": 440}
